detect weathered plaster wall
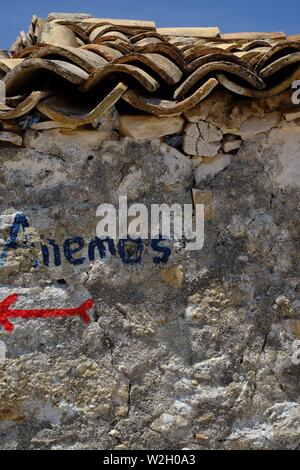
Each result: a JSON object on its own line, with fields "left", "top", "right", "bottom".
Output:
{"left": 0, "top": 90, "right": 300, "bottom": 450}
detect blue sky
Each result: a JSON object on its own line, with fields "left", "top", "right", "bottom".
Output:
{"left": 1, "top": 0, "right": 299, "bottom": 49}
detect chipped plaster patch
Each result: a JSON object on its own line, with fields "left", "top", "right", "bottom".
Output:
{"left": 268, "top": 123, "right": 300, "bottom": 189}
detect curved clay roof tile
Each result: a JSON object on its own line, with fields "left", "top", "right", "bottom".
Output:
{"left": 255, "top": 40, "right": 300, "bottom": 72}
{"left": 121, "top": 78, "right": 218, "bottom": 115}
{"left": 217, "top": 67, "right": 300, "bottom": 97}
{"left": 3, "top": 58, "right": 89, "bottom": 95}
{"left": 81, "top": 44, "right": 123, "bottom": 61}
{"left": 92, "top": 41, "right": 134, "bottom": 54}
{"left": 130, "top": 32, "right": 168, "bottom": 44}
{"left": 260, "top": 52, "right": 300, "bottom": 78}
{"left": 186, "top": 52, "right": 254, "bottom": 74}
{"left": 174, "top": 61, "right": 265, "bottom": 100}
{"left": 0, "top": 91, "right": 52, "bottom": 119}
{"left": 114, "top": 52, "right": 182, "bottom": 85}
{"left": 28, "top": 45, "right": 108, "bottom": 73}
{"left": 90, "top": 28, "right": 131, "bottom": 43}
{"left": 136, "top": 43, "right": 186, "bottom": 70}
{"left": 80, "top": 63, "right": 160, "bottom": 93}
{"left": 37, "top": 82, "right": 128, "bottom": 125}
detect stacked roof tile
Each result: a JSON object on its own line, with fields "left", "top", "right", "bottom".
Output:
{"left": 0, "top": 13, "right": 300, "bottom": 126}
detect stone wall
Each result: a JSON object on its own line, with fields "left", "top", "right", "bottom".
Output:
{"left": 0, "top": 89, "right": 300, "bottom": 450}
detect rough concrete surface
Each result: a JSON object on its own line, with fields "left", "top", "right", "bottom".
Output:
{"left": 0, "top": 90, "right": 300, "bottom": 450}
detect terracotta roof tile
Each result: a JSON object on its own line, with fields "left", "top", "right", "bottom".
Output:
{"left": 1, "top": 13, "right": 299, "bottom": 126}
{"left": 156, "top": 27, "right": 220, "bottom": 38}
{"left": 220, "top": 31, "right": 286, "bottom": 41}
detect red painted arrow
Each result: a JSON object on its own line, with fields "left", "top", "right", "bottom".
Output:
{"left": 0, "top": 294, "right": 93, "bottom": 333}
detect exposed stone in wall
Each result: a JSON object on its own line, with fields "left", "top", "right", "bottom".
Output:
{"left": 0, "top": 87, "right": 300, "bottom": 450}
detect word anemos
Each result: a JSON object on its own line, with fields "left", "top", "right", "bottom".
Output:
{"left": 0, "top": 214, "right": 172, "bottom": 268}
